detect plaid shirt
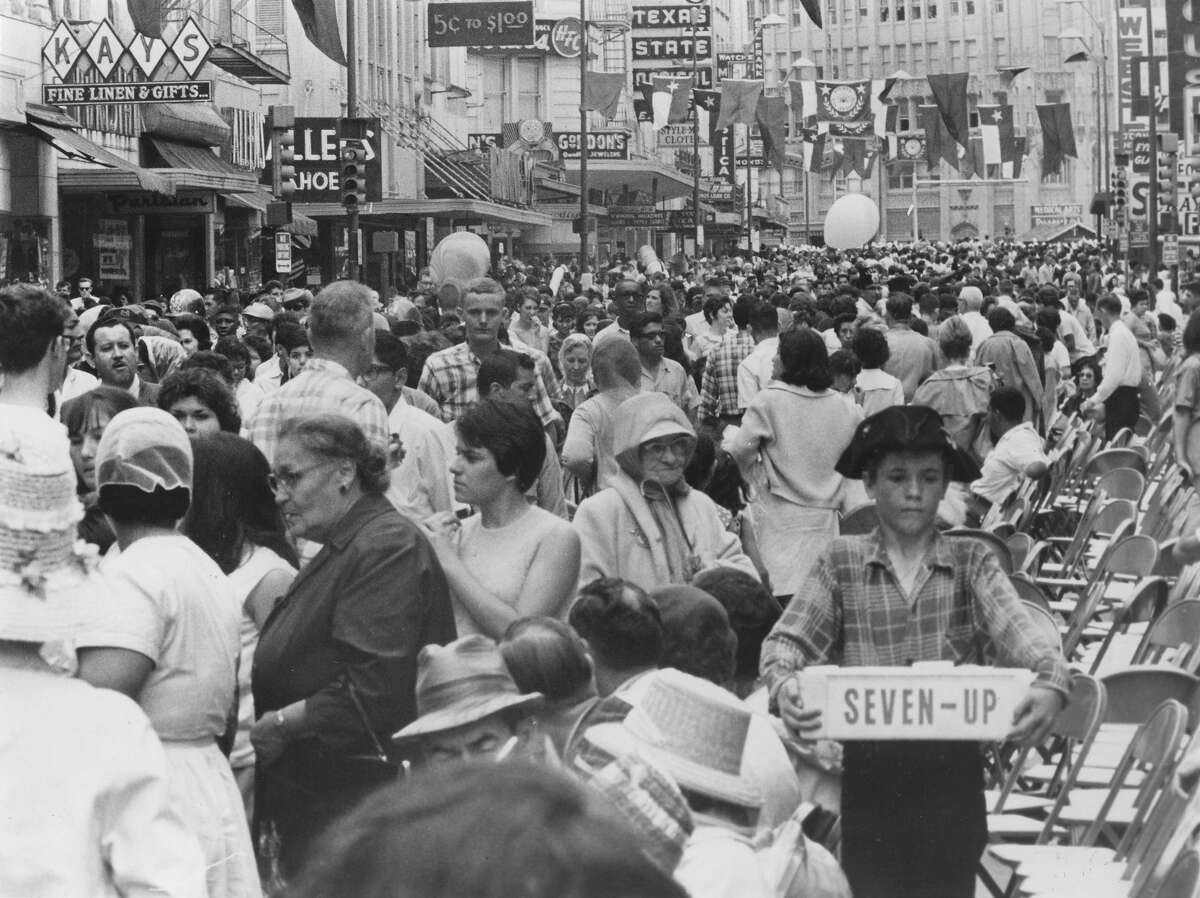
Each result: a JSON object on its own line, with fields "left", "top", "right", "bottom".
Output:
{"left": 699, "top": 329, "right": 755, "bottom": 421}
{"left": 245, "top": 357, "right": 390, "bottom": 463}
{"left": 760, "top": 530, "right": 1071, "bottom": 702}
{"left": 418, "top": 342, "right": 559, "bottom": 426}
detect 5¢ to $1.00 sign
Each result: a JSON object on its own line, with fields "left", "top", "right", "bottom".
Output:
{"left": 798, "top": 663, "right": 1034, "bottom": 741}
{"left": 427, "top": 2, "right": 534, "bottom": 47}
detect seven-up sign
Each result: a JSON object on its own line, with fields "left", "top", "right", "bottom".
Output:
{"left": 274, "top": 231, "right": 292, "bottom": 271}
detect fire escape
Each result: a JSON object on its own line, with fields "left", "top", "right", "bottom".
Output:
{"left": 163, "top": 0, "right": 290, "bottom": 85}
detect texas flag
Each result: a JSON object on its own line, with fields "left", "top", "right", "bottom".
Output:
{"left": 651, "top": 76, "right": 693, "bottom": 131}
{"left": 692, "top": 88, "right": 721, "bottom": 139}
{"left": 978, "top": 104, "right": 1014, "bottom": 166}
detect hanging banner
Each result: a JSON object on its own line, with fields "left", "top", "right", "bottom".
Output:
{"left": 427, "top": 2, "right": 534, "bottom": 48}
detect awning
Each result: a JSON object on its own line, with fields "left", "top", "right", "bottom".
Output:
{"left": 1016, "top": 222, "right": 1097, "bottom": 243}
{"left": 295, "top": 197, "right": 553, "bottom": 228}
{"left": 25, "top": 116, "right": 174, "bottom": 195}
{"left": 142, "top": 103, "right": 231, "bottom": 147}
{"left": 146, "top": 137, "right": 259, "bottom": 193}
{"left": 226, "top": 187, "right": 319, "bottom": 236}
{"left": 562, "top": 157, "right": 694, "bottom": 201}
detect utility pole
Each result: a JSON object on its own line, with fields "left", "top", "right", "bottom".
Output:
{"left": 1145, "top": 0, "right": 1158, "bottom": 278}
{"left": 346, "top": 0, "right": 360, "bottom": 282}
{"left": 578, "top": 0, "right": 589, "bottom": 273}
{"left": 691, "top": 20, "right": 702, "bottom": 257}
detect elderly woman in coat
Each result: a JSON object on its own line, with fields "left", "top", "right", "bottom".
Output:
{"left": 572, "top": 392, "right": 759, "bottom": 591}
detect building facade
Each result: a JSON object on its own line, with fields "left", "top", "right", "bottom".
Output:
{"left": 756, "top": 0, "right": 1109, "bottom": 243}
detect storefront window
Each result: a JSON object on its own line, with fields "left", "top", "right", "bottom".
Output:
{"left": 0, "top": 215, "right": 52, "bottom": 286}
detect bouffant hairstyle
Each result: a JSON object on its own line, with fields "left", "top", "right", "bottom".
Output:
{"left": 278, "top": 413, "right": 390, "bottom": 494}
{"left": 455, "top": 396, "right": 546, "bottom": 492}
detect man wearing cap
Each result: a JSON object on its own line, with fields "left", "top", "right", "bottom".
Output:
{"left": 761, "top": 406, "right": 1070, "bottom": 898}
{"left": 240, "top": 300, "right": 275, "bottom": 341}
{"left": 393, "top": 635, "right": 545, "bottom": 767}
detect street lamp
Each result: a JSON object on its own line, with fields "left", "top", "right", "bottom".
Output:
{"left": 1056, "top": 0, "right": 1111, "bottom": 236}
{"left": 740, "top": 15, "right": 783, "bottom": 254}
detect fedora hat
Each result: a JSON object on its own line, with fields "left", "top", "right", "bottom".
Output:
{"left": 835, "top": 405, "right": 980, "bottom": 483}
{"left": 393, "top": 635, "right": 544, "bottom": 741}
{"left": 585, "top": 669, "right": 763, "bottom": 810}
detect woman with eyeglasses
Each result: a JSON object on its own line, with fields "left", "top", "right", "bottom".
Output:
{"left": 572, "top": 391, "right": 759, "bottom": 592}
{"left": 250, "top": 413, "right": 456, "bottom": 882}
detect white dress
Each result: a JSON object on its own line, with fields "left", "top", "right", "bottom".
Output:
{"left": 78, "top": 535, "right": 261, "bottom": 898}
{"left": 0, "top": 666, "right": 206, "bottom": 898}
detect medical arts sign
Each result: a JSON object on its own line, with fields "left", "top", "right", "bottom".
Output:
{"left": 41, "top": 17, "right": 214, "bottom": 106}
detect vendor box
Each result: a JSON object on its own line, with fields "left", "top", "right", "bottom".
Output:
{"left": 799, "top": 663, "right": 1035, "bottom": 741}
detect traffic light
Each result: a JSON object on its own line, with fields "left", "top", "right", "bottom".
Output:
{"left": 341, "top": 139, "right": 367, "bottom": 209}
{"left": 269, "top": 105, "right": 296, "bottom": 201}
{"left": 1113, "top": 168, "right": 1128, "bottom": 219}
{"left": 1156, "top": 132, "right": 1179, "bottom": 232}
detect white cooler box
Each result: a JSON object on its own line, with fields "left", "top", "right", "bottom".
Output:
{"left": 798, "top": 662, "right": 1035, "bottom": 741}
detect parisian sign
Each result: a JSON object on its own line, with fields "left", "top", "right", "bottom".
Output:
{"left": 427, "top": 2, "right": 535, "bottom": 47}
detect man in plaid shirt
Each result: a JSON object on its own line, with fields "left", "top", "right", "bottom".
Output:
{"left": 761, "top": 406, "right": 1069, "bottom": 898}
{"left": 697, "top": 298, "right": 755, "bottom": 428}
{"left": 419, "top": 277, "right": 559, "bottom": 428}
{"left": 245, "top": 281, "right": 389, "bottom": 465}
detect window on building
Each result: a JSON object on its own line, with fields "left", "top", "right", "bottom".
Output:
{"left": 516, "top": 57, "right": 542, "bottom": 121}
{"left": 928, "top": 2, "right": 936, "bottom": 17}
{"left": 994, "top": 90, "right": 1008, "bottom": 105}
{"left": 882, "top": 46, "right": 892, "bottom": 65}
{"left": 899, "top": 108, "right": 912, "bottom": 131}
{"left": 860, "top": 1, "right": 869, "bottom": 16}
{"left": 1043, "top": 157, "right": 1071, "bottom": 183}
{"left": 793, "top": 9, "right": 808, "bottom": 24}
{"left": 1045, "top": 88, "right": 1064, "bottom": 103}
{"left": 889, "top": 168, "right": 915, "bottom": 189}
{"left": 949, "top": 40, "right": 960, "bottom": 67}
{"left": 860, "top": 46, "right": 871, "bottom": 74}
{"left": 950, "top": 0, "right": 959, "bottom": 12}
{"left": 994, "top": 0, "right": 1003, "bottom": 10}
{"left": 913, "top": 44, "right": 925, "bottom": 68}
{"left": 968, "top": 109, "right": 979, "bottom": 128}
{"left": 829, "top": 2, "right": 837, "bottom": 24}
{"left": 896, "top": 3, "right": 905, "bottom": 18}
{"left": 896, "top": 45, "right": 907, "bottom": 64}
{"left": 880, "top": 3, "right": 890, "bottom": 20}
{"left": 965, "top": 0, "right": 974, "bottom": 11}
{"left": 993, "top": 36, "right": 1007, "bottom": 63}
{"left": 480, "top": 57, "right": 508, "bottom": 131}
{"left": 966, "top": 39, "right": 978, "bottom": 60}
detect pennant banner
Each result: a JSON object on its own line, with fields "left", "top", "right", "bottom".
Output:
{"left": 582, "top": 72, "right": 626, "bottom": 121}
{"left": 651, "top": 75, "right": 693, "bottom": 130}
{"left": 292, "top": 0, "right": 347, "bottom": 65}
{"left": 816, "top": 79, "right": 872, "bottom": 125}
{"left": 715, "top": 79, "right": 763, "bottom": 131}
{"left": 977, "top": 104, "right": 1014, "bottom": 167}
{"left": 693, "top": 88, "right": 721, "bottom": 140}
{"left": 927, "top": 72, "right": 969, "bottom": 148}
{"left": 756, "top": 94, "right": 787, "bottom": 172}
{"left": 920, "top": 103, "right": 957, "bottom": 170}
{"left": 1037, "top": 102, "right": 1076, "bottom": 176}
{"left": 1002, "top": 136, "right": 1027, "bottom": 179}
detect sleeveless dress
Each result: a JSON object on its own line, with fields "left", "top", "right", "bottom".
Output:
{"left": 227, "top": 544, "right": 296, "bottom": 821}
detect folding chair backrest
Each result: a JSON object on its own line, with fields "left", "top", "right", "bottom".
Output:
{"left": 1133, "top": 764, "right": 1200, "bottom": 898}
{"left": 1105, "top": 534, "right": 1161, "bottom": 579}
{"left": 1100, "top": 667, "right": 1199, "bottom": 730}
{"left": 1019, "top": 600, "right": 1063, "bottom": 652}
{"left": 1078, "top": 698, "right": 1188, "bottom": 849}
{"left": 840, "top": 502, "right": 877, "bottom": 535}
{"left": 1086, "top": 447, "right": 1149, "bottom": 479}
{"left": 943, "top": 528, "right": 1014, "bottom": 574}
{"left": 1150, "top": 848, "right": 1200, "bottom": 898}
{"left": 1061, "top": 526, "right": 1148, "bottom": 658}
{"left": 1009, "top": 572, "right": 1053, "bottom": 612}
{"left": 1095, "top": 468, "right": 1148, "bottom": 504}
{"left": 1088, "top": 577, "right": 1169, "bottom": 675}
{"left": 1058, "top": 488, "right": 1111, "bottom": 577}
{"left": 1135, "top": 599, "right": 1200, "bottom": 672}
{"left": 992, "top": 674, "right": 1105, "bottom": 815}
{"left": 1096, "top": 498, "right": 1139, "bottom": 535}
{"left": 1154, "top": 538, "right": 1185, "bottom": 581}
{"left": 1109, "top": 427, "right": 1135, "bottom": 448}
{"left": 1005, "top": 533, "right": 1033, "bottom": 571}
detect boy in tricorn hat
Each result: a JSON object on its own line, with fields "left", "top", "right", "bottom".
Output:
{"left": 761, "top": 405, "right": 1070, "bottom": 898}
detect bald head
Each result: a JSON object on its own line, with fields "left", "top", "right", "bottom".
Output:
{"left": 959, "top": 286, "right": 984, "bottom": 313}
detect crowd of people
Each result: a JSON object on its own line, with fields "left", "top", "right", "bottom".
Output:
{"left": 0, "top": 232, "right": 1196, "bottom": 898}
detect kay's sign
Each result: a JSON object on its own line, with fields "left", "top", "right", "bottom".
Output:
{"left": 42, "top": 17, "right": 213, "bottom": 105}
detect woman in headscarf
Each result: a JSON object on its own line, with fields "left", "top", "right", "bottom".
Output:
{"left": 137, "top": 334, "right": 186, "bottom": 383}
{"left": 572, "top": 392, "right": 759, "bottom": 592}
{"left": 74, "top": 408, "right": 259, "bottom": 898}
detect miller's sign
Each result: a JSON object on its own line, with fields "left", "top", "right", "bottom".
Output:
{"left": 42, "top": 17, "right": 213, "bottom": 106}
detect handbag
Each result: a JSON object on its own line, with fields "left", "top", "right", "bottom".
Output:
{"left": 341, "top": 678, "right": 401, "bottom": 787}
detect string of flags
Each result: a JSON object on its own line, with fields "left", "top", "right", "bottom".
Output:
{"left": 579, "top": 69, "right": 1076, "bottom": 182}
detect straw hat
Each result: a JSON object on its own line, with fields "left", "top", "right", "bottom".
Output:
{"left": 0, "top": 407, "right": 104, "bottom": 642}
{"left": 585, "top": 669, "right": 763, "bottom": 810}
{"left": 393, "top": 635, "right": 544, "bottom": 741}
{"left": 834, "top": 405, "right": 981, "bottom": 483}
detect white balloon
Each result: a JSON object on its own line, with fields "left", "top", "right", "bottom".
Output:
{"left": 823, "top": 194, "right": 881, "bottom": 250}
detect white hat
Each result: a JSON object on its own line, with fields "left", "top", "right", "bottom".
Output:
{"left": 0, "top": 408, "right": 105, "bottom": 642}
{"left": 95, "top": 408, "right": 192, "bottom": 495}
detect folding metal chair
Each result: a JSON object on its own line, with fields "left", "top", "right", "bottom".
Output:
{"left": 839, "top": 502, "right": 877, "bottom": 536}
{"left": 943, "top": 527, "right": 1014, "bottom": 574}
{"left": 1087, "top": 578, "right": 1170, "bottom": 675}
{"left": 1132, "top": 599, "right": 1200, "bottom": 673}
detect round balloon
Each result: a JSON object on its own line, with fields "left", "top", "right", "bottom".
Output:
{"left": 823, "top": 194, "right": 881, "bottom": 250}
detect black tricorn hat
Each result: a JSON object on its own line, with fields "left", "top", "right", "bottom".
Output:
{"left": 835, "top": 406, "right": 981, "bottom": 482}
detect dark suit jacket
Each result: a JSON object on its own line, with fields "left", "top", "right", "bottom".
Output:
{"left": 137, "top": 379, "right": 160, "bottom": 406}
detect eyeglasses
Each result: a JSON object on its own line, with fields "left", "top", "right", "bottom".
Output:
{"left": 268, "top": 460, "right": 336, "bottom": 494}
{"left": 641, "top": 437, "right": 691, "bottom": 459}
